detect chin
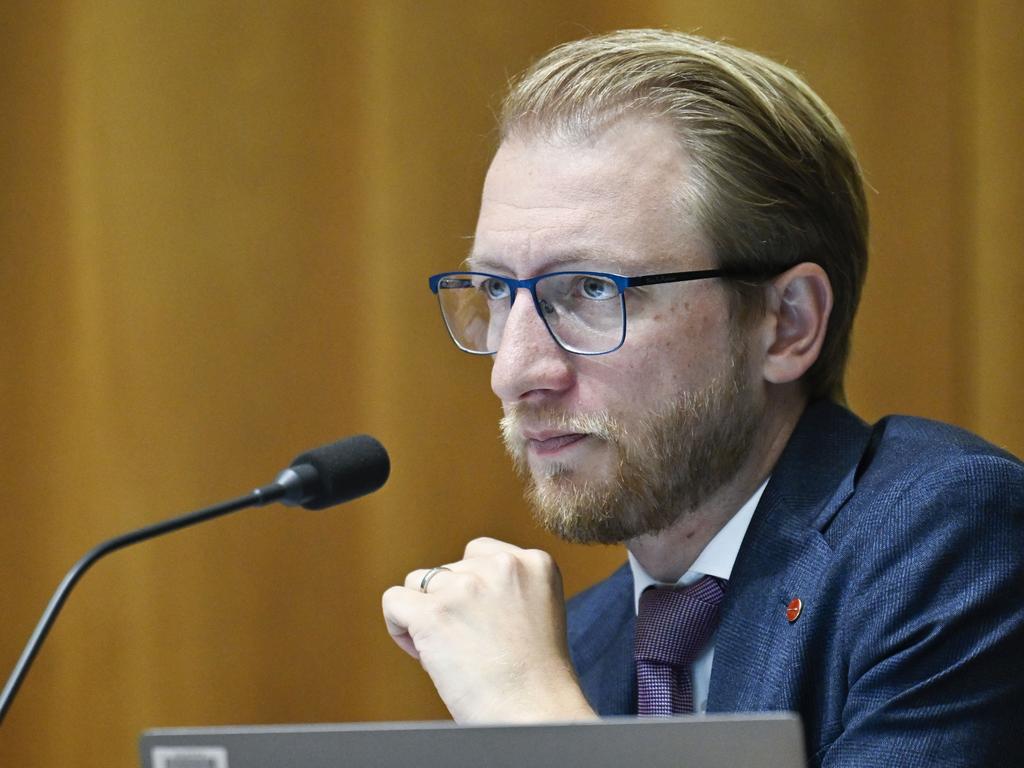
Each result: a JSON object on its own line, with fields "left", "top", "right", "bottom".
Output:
{"left": 530, "top": 443, "right": 612, "bottom": 481}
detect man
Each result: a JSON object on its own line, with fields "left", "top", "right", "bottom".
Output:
{"left": 381, "top": 29, "right": 1024, "bottom": 765}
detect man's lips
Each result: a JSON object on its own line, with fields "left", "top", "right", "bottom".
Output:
{"left": 524, "top": 432, "right": 588, "bottom": 456}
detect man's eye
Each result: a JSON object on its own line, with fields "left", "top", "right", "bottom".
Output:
{"left": 480, "top": 278, "right": 510, "bottom": 300}
{"left": 577, "top": 276, "right": 617, "bottom": 300}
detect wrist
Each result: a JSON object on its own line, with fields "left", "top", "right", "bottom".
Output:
{"left": 493, "top": 667, "right": 598, "bottom": 723}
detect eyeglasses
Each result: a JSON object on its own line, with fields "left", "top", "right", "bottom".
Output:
{"left": 427, "top": 267, "right": 778, "bottom": 356}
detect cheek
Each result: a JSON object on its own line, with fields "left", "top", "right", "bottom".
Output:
{"left": 570, "top": 344, "right": 690, "bottom": 412}
{"left": 653, "top": 305, "right": 726, "bottom": 377}
{"left": 588, "top": 300, "right": 732, "bottom": 402}
{"left": 566, "top": 285, "right": 738, "bottom": 412}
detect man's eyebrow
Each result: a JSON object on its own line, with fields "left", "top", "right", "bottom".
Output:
{"left": 466, "top": 247, "right": 631, "bottom": 273}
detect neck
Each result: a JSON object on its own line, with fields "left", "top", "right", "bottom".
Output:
{"left": 626, "top": 387, "right": 805, "bottom": 582}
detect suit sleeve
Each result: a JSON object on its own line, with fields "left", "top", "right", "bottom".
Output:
{"left": 818, "top": 453, "right": 1024, "bottom": 767}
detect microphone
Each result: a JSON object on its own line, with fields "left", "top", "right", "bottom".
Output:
{"left": 0, "top": 434, "right": 389, "bottom": 724}
{"left": 276, "top": 434, "right": 391, "bottom": 510}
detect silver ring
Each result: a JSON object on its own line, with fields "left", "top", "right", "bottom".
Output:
{"left": 419, "top": 566, "right": 451, "bottom": 593}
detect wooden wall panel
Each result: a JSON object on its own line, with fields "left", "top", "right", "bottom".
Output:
{"left": 969, "top": 2, "right": 1024, "bottom": 451}
{"left": 1, "top": 2, "right": 1020, "bottom": 765}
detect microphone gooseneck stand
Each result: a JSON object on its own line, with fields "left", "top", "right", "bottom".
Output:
{"left": 0, "top": 433, "right": 390, "bottom": 726}
{"left": 0, "top": 484, "right": 287, "bottom": 724}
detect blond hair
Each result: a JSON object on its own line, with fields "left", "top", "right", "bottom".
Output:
{"left": 500, "top": 29, "right": 868, "bottom": 402}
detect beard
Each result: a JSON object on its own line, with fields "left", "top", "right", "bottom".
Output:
{"left": 499, "top": 346, "right": 762, "bottom": 544}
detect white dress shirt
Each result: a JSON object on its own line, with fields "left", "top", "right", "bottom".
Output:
{"left": 627, "top": 478, "right": 768, "bottom": 714}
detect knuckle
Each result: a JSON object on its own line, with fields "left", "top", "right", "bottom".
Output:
{"left": 425, "top": 595, "right": 455, "bottom": 624}
{"left": 490, "top": 550, "right": 520, "bottom": 574}
{"left": 464, "top": 536, "right": 494, "bottom": 555}
{"left": 523, "top": 548, "right": 555, "bottom": 569}
{"left": 381, "top": 585, "right": 401, "bottom": 608}
{"left": 460, "top": 572, "right": 486, "bottom": 598}
{"left": 440, "top": 570, "right": 477, "bottom": 600}
{"left": 523, "top": 548, "right": 562, "bottom": 588}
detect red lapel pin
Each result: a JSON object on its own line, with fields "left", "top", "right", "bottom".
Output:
{"left": 786, "top": 597, "right": 803, "bottom": 623}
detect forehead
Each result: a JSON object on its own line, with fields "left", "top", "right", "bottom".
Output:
{"left": 469, "top": 116, "right": 709, "bottom": 276}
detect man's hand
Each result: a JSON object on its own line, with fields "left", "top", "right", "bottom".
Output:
{"left": 381, "top": 537, "right": 597, "bottom": 723}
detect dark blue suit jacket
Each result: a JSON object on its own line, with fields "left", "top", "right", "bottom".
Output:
{"left": 566, "top": 400, "right": 1024, "bottom": 766}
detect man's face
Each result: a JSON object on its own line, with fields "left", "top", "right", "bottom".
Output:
{"left": 471, "top": 117, "right": 764, "bottom": 543}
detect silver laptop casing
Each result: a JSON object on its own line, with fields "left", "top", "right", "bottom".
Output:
{"left": 140, "top": 713, "right": 805, "bottom": 768}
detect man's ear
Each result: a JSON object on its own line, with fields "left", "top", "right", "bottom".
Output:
{"left": 761, "top": 262, "right": 833, "bottom": 385}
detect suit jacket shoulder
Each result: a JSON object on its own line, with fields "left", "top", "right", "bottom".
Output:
{"left": 715, "top": 403, "right": 1024, "bottom": 766}
{"left": 566, "top": 401, "right": 1024, "bottom": 766}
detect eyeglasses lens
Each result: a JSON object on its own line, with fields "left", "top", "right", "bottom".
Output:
{"left": 535, "top": 274, "right": 624, "bottom": 353}
{"left": 435, "top": 273, "right": 625, "bottom": 355}
{"left": 435, "top": 275, "right": 507, "bottom": 353}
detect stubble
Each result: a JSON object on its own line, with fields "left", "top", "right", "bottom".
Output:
{"left": 499, "top": 347, "right": 761, "bottom": 544}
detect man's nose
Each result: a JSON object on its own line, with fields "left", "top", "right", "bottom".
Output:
{"left": 490, "top": 288, "right": 574, "bottom": 404}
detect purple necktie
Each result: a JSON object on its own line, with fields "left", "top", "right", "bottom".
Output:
{"left": 634, "top": 575, "right": 727, "bottom": 715}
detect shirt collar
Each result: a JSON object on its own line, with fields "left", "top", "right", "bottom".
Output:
{"left": 628, "top": 477, "right": 769, "bottom": 613}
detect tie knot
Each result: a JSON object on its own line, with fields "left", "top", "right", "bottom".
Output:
{"left": 635, "top": 575, "right": 727, "bottom": 667}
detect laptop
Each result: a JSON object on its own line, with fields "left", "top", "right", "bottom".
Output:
{"left": 140, "top": 713, "right": 805, "bottom": 768}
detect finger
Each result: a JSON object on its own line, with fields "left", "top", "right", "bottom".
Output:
{"left": 381, "top": 585, "right": 428, "bottom": 659}
{"left": 463, "top": 536, "right": 523, "bottom": 559}
{"left": 463, "top": 540, "right": 562, "bottom": 594}
{"left": 389, "top": 630, "right": 419, "bottom": 659}
{"left": 404, "top": 565, "right": 458, "bottom": 592}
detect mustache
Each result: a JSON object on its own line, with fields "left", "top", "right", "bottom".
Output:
{"left": 499, "top": 404, "right": 622, "bottom": 449}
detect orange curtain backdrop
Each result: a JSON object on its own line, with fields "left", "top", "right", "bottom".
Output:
{"left": 1, "top": 2, "right": 1020, "bottom": 766}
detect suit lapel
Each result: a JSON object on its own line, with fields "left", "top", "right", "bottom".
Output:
{"left": 708, "top": 401, "right": 872, "bottom": 712}
{"left": 568, "top": 563, "right": 638, "bottom": 715}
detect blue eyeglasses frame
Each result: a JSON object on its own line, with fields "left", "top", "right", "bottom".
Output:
{"left": 428, "top": 266, "right": 781, "bottom": 356}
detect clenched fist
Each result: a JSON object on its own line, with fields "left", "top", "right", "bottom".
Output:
{"left": 382, "top": 537, "right": 597, "bottom": 723}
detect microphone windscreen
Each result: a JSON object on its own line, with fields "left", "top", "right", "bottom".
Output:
{"left": 289, "top": 434, "right": 390, "bottom": 510}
